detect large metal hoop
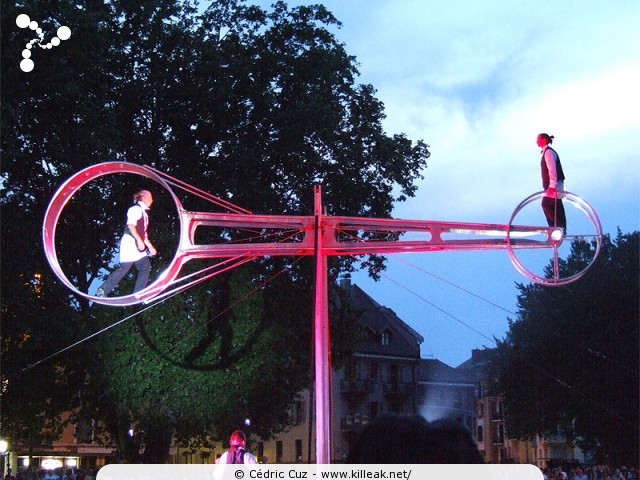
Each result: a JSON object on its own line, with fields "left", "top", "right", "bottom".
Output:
{"left": 506, "top": 191, "right": 603, "bottom": 286}
{"left": 42, "top": 162, "right": 187, "bottom": 306}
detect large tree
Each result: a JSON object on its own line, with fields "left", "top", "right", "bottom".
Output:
{"left": 492, "top": 231, "right": 639, "bottom": 465}
{"left": 1, "top": 0, "right": 429, "bottom": 462}
{"left": 1, "top": 0, "right": 123, "bottom": 458}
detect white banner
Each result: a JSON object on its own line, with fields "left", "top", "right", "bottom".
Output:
{"left": 98, "top": 463, "right": 544, "bottom": 480}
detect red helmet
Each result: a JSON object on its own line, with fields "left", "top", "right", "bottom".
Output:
{"left": 229, "top": 430, "right": 246, "bottom": 447}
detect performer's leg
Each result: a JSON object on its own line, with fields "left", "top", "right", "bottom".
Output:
{"left": 542, "top": 197, "right": 567, "bottom": 232}
{"left": 99, "top": 262, "right": 134, "bottom": 296}
{"left": 133, "top": 256, "right": 151, "bottom": 292}
{"left": 541, "top": 196, "right": 555, "bottom": 227}
{"left": 556, "top": 199, "right": 567, "bottom": 233}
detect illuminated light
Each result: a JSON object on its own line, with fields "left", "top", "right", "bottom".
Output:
{"left": 243, "top": 418, "right": 251, "bottom": 427}
{"left": 22, "top": 458, "right": 30, "bottom": 467}
{"left": 42, "top": 459, "right": 63, "bottom": 469}
{"left": 128, "top": 428, "right": 134, "bottom": 437}
{"left": 0, "top": 439, "right": 7, "bottom": 454}
{"left": 450, "top": 228, "right": 544, "bottom": 238}
{"left": 66, "top": 458, "right": 77, "bottom": 467}
{"left": 550, "top": 229, "right": 564, "bottom": 242}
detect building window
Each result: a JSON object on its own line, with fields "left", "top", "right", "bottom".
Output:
{"left": 368, "top": 362, "right": 378, "bottom": 381}
{"left": 389, "top": 364, "right": 401, "bottom": 383}
{"left": 75, "top": 418, "right": 95, "bottom": 444}
{"left": 292, "top": 400, "right": 306, "bottom": 425}
{"left": 381, "top": 330, "right": 391, "bottom": 346}
{"left": 477, "top": 425, "right": 484, "bottom": 442}
{"left": 363, "top": 327, "right": 376, "bottom": 342}
{"left": 369, "top": 401, "right": 379, "bottom": 420}
{"left": 295, "top": 439, "right": 303, "bottom": 462}
{"left": 276, "top": 441, "right": 283, "bottom": 463}
{"left": 347, "top": 362, "right": 363, "bottom": 380}
{"left": 257, "top": 442, "right": 264, "bottom": 458}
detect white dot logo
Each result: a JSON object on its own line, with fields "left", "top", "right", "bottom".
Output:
{"left": 16, "top": 14, "right": 71, "bottom": 72}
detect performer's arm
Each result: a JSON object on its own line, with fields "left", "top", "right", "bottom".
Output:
{"left": 544, "top": 149, "right": 559, "bottom": 192}
{"left": 127, "top": 223, "right": 147, "bottom": 252}
{"left": 144, "top": 237, "right": 157, "bottom": 256}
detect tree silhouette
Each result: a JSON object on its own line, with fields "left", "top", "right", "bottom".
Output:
{"left": 493, "top": 231, "right": 639, "bottom": 465}
{"left": 1, "top": 0, "right": 430, "bottom": 462}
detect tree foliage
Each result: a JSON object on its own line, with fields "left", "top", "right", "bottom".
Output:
{"left": 1, "top": 0, "right": 430, "bottom": 462}
{"left": 493, "top": 231, "right": 639, "bottom": 465}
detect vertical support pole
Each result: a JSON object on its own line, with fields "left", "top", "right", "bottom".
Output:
{"left": 313, "top": 185, "right": 331, "bottom": 464}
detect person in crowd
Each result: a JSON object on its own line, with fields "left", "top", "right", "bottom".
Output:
{"left": 536, "top": 133, "right": 567, "bottom": 233}
{"left": 347, "top": 413, "right": 483, "bottom": 463}
{"left": 95, "top": 189, "right": 157, "bottom": 297}
{"left": 557, "top": 465, "right": 568, "bottom": 480}
{"left": 218, "top": 430, "right": 258, "bottom": 464}
{"left": 612, "top": 469, "right": 626, "bottom": 480}
{"left": 575, "top": 467, "right": 588, "bottom": 480}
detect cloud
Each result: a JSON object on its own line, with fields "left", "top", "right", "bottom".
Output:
{"left": 255, "top": 0, "right": 640, "bottom": 364}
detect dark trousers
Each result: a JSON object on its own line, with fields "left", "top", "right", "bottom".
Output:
{"left": 100, "top": 256, "right": 151, "bottom": 295}
{"left": 542, "top": 196, "right": 567, "bottom": 232}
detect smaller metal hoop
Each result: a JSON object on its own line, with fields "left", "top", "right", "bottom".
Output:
{"left": 506, "top": 191, "right": 603, "bottom": 286}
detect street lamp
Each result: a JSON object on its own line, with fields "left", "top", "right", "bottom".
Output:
{"left": 0, "top": 438, "right": 8, "bottom": 476}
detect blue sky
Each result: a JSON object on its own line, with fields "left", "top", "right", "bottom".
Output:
{"left": 254, "top": 0, "right": 640, "bottom": 366}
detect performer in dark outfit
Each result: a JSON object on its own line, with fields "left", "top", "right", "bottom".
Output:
{"left": 537, "top": 133, "right": 566, "bottom": 233}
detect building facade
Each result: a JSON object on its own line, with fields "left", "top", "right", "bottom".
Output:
{"left": 458, "top": 348, "right": 584, "bottom": 467}
{"left": 6, "top": 282, "right": 584, "bottom": 468}
{"left": 254, "top": 279, "right": 424, "bottom": 462}
{"left": 416, "top": 359, "right": 476, "bottom": 437}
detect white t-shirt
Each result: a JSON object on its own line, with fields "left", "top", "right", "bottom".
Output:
{"left": 119, "top": 204, "right": 148, "bottom": 263}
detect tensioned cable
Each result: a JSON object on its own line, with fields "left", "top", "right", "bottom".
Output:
{"left": 372, "top": 266, "right": 496, "bottom": 344}
{"left": 393, "top": 255, "right": 517, "bottom": 316}
{"left": 144, "top": 164, "right": 252, "bottom": 215}
{"left": 143, "top": 255, "right": 307, "bottom": 363}
{"left": 361, "top": 256, "right": 637, "bottom": 429}
{"left": 335, "top": 226, "right": 517, "bottom": 316}
{"left": 412, "top": 251, "right": 636, "bottom": 376}
{"left": 148, "top": 226, "right": 308, "bottom": 302}
{"left": 23, "top": 296, "right": 170, "bottom": 372}
{"left": 133, "top": 226, "right": 311, "bottom": 358}
{"left": 24, "top": 226, "right": 308, "bottom": 371}
{"left": 334, "top": 225, "right": 637, "bottom": 429}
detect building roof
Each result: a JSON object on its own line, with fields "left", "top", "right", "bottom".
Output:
{"left": 418, "top": 358, "right": 474, "bottom": 385}
{"left": 456, "top": 348, "right": 494, "bottom": 371}
{"left": 343, "top": 280, "right": 423, "bottom": 359}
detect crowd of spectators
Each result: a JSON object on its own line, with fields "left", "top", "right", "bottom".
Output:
{"left": 542, "top": 465, "right": 637, "bottom": 480}
{"left": 2, "top": 461, "right": 636, "bottom": 479}
{"left": 4, "top": 466, "right": 99, "bottom": 480}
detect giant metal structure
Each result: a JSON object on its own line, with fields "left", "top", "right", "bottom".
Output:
{"left": 43, "top": 162, "right": 602, "bottom": 464}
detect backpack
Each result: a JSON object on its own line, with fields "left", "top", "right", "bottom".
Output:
{"left": 226, "top": 447, "right": 246, "bottom": 464}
